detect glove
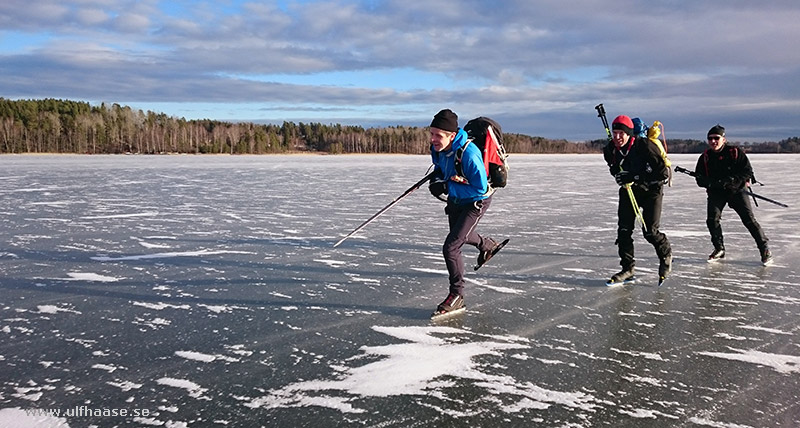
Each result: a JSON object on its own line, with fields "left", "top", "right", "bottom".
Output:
{"left": 695, "top": 176, "right": 709, "bottom": 188}
{"left": 429, "top": 179, "right": 448, "bottom": 198}
{"left": 709, "top": 177, "right": 737, "bottom": 191}
{"left": 614, "top": 171, "right": 637, "bottom": 186}
{"left": 723, "top": 177, "right": 742, "bottom": 191}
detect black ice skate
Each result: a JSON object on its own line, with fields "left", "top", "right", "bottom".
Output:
{"left": 606, "top": 268, "right": 635, "bottom": 286}
{"left": 658, "top": 254, "right": 672, "bottom": 286}
{"left": 760, "top": 247, "right": 774, "bottom": 266}
{"left": 431, "top": 293, "right": 466, "bottom": 320}
{"left": 707, "top": 247, "right": 725, "bottom": 263}
{"left": 474, "top": 238, "right": 510, "bottom": 271}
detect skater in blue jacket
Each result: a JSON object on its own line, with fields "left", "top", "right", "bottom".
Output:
{"left": 427, "top": 109, "right": 503, "bottom": 318}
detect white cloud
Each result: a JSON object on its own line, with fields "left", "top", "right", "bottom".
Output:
{"left": 2, "top": 0, "right": 800, "bottom": 141}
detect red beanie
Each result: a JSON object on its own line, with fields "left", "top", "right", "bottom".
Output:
{"left": 612, "top": 115, "right": 634, "bottom": 136}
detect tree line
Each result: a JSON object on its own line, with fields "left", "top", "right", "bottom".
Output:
{"left": 2, "top": 98, "right": 799, "bottom": 155}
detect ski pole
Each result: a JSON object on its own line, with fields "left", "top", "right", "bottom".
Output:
{"left": 742, "top": 189, "right": 789, "bottom": 208}
{"left": 623, "top": 176, "right": 647, "bottom": 232}
{"left": 673, "top": 166, "right": 788, "bottom": 208}
{"left": 333, "top": 170, "right": 437, "bottom": 247}
{"left": 595, "top": 104, "right": 611, "bottom": 141}
{"left": 596, "top": 104, "right": 647, "bottom": 232}
{"left": 673, "top": 165, "right": 695, "bottom": 177}
{"left": 747, "top": 182, "right": 759, "bottom": 207}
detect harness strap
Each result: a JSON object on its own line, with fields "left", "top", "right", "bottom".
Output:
{"left": 454, "top": 141, "right": 469, "bottom": 179}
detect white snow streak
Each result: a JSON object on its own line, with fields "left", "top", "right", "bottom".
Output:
{"left": 697, "top": 348, "right": 800, "bottom": 374}
{"left": 91, "top": 249, "right": 254, "bottom": 261}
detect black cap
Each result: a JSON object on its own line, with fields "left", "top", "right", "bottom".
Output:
{"left": 430, "top": 109, "right": 459, "bottom": 132}
{"left": 708, "top": 124, "right": 725, "bottom": 137}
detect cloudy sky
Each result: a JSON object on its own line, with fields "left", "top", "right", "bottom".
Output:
{"left": 2, "top": 0, "right": 799, "bottom": 142}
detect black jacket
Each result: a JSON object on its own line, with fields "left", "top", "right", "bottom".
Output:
{"left": 603, "top": 137, "right": 669, "bottom": 190}
{"left": 694, "top": 145, "right": 754, "bottom": 193}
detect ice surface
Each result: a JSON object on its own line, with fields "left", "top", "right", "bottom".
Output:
{"left": 1, "top": 154, "right": 799, "bottom": 427}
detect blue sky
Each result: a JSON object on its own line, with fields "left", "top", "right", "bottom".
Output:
{"left": 2, "top": 0, "right": 800, "bottom": 142}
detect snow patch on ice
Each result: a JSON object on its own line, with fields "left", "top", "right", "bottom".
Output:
{"left": 107, "top": 380, "right": 143, "bottom": 391}
{"left": 138, "top": 241, "right": 172, "bottom": 249}
{"left": 269, "top": 292, "right": 292, "bottom": 299}
{"left": 697, "top": 348, "right": 800, "bottom": 374}
{"left": 198, "top": 304, "right": 248, "bottom": 314}
{"left": 61, "top": 272, "right": 123, "bottom": 282}
{"left": 0, "top": 407, "right": 70, "bottom": 427}
{"left": 175, "top": 350, "right": 240, "bottom": 363}
{"left": 244, "top": 325, "right": 598, "bottom": 415}
{"left": 314, "top": 259, "right": 348, "bottom": 267}
{"left": 611, "top": 348, "right": 665, "bottom": 361}
{"left": 92, "top": 363, "right": 123, "bottom": 373}
{"left": 132, "top": 301, "right": 191, "bottom": 311}
{"left": 37, "top": 305, "right": 81, "bottom": 315}
{"left": 688, "top": 416, "right": 756, "bottom": 427}
{"left": 737, "top": 325, "right": 792, "bottom": 335}
{"left": 92, "top": 249, "right": 254, "bottom": 261}
{"left": 156, "top": 377, "right": 209, "bottom": 399}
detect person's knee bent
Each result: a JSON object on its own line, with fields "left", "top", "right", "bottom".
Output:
{"left": 443, "top": 235, "right": 464, "bottom": 256}
{"left": 643, "top": 229, "right": 660, "bottom": 244}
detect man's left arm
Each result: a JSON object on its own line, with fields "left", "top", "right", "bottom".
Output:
{"left": 732, "top": 148, "right": 755, "bottom": 186}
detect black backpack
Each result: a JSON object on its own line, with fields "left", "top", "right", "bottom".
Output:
{"left": 457, "top": 116, "right": 509, "bottom": 188}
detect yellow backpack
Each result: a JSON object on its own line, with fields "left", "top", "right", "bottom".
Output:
{"left": 646, "top": 120, "right": 672, "bottom": 185}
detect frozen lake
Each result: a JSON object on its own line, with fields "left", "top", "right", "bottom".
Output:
{"left": 1, "top": 153, "right": 799, "bottom": 427}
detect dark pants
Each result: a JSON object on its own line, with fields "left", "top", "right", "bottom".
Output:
{"left": 616, "top": 185, "right": 671, "bottom": 270}
{"left": 444, "top": 196, "right": 493, "bottom": 296}
{"left": 706, "top": 190, "right": 768, "bottom": 251}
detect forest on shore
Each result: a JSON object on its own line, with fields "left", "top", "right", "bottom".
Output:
{"left": 2, "top": 98, "right": 799, "bottom": 155}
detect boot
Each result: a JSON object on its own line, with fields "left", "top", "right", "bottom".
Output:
{"left": 434, "top": 293, "right": 465, "bottom": 315}
{"left": 477, "top": 238, "right": 500, "bottom": 267}
{"left": 608, "top": 267, "right": 635, "bottom": 285}
{"left": 760, "top": 247, "right": 773, "bottom": 266}
{"left": 708, "top": 246, "right": 725, "bottom": 262}
{"left": 659, "top": 254, "right": 672, "bottom": 280}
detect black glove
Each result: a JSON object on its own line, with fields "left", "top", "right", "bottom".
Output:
{"left": 614, "top": 171, "right": 637, "bottom": 186}
{"left": 723, "top": 177, "right": 742, "bottom": 191}
{"left": 709, "top": 176, "right": 737, "bottom": 191}
{"left": 695, "top": 176, "right": 709, "bottom": 188}
{"left": 429, "top": 179, "right": 448, "bottom": 198}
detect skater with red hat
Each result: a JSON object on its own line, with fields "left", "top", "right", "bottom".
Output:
{"left": 602, "top": 115, "right": 673, "bottom": 285}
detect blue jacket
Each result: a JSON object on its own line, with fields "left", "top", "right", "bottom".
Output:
{"left": 431, "top": 128, "right": 489, "bottom": 204}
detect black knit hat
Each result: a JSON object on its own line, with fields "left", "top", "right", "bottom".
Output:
{"left": 430, "top": 109, "right": 459, "bottom": 132}
{"left": 708, "top": 124, "right": 725, "bottom": 137}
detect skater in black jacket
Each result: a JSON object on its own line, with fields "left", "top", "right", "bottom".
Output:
{"left": 694, "top": 125, "right": 773, "bottom": 265}
{"left": 603, "top": 115, "right": 672, "bottom": 284}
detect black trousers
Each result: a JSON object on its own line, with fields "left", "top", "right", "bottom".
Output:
{"left": 706, "top": 190, "right": 768, "bottom": 251}
{"left": 443, "top": 196, "right": 493, "bottom": 296}
{"left": 616, "top": 185, "right": 671, "bottom": 270}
